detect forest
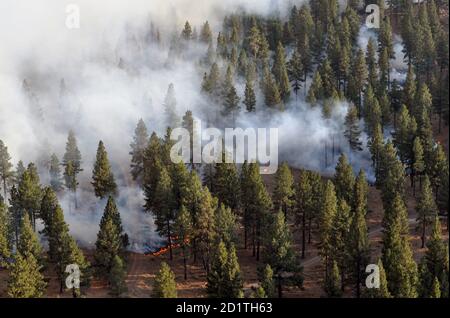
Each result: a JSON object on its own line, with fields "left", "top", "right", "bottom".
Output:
{"left": 0, "top": 0, "right": 449, "bottom": 298}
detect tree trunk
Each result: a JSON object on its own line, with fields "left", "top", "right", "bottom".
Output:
{"left": 278, "top": 274, "right": 283, "bottom": 298}
{"left": 301, "top": 210, "right": 306, "bottom": 259}
{"left": 421, "top": 221, "right": 426, "bottom": 248}
{"left": 183, "top": 248, "right": 187, "bottom": 280}
{"left": 356, "top": 260, "right": 361, "bottom": 298}
{"left": 167, "top": 219, "right": 173, "bottom": 261}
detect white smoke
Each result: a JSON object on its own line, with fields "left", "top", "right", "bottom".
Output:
{"left": 1, "top": 0, "right": 374, "bottom": 250}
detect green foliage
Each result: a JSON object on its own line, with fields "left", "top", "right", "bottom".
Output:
{"left": 207, "top": 241, "right": 243, "bottom": 298}
{"left": 109, "top": 255, "right": 128, "bottom": 297}
{"left": 92, "top": 141, "right": 117, "bottom": 199}
{"left": 153, "top": 262, "right": 177, "bottom": 298}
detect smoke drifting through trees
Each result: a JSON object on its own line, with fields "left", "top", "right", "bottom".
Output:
{"left": 1, "top": 0, "right": 391, "bottom": 248}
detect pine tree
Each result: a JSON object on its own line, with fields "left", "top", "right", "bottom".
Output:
{"left": 412, "top": 137, "right": 425, "bottom": 196}
{"left": 307, "top": 71, "right": 323, "bottom": 105}
{"left": 195, "top": 187, "right": 217, "bottom": 273}
{"left": 62, "top": 132, "right": 82, "bottom": 209}
{"left": 287, "top": 47, "right": 303, "bottom": 100}
{"left": 344, "top": 105, "right": 363, "bottom": 152}
{"left": 416, "top": 176, "right": 438, "bottom": 248}
{"left": 109, "top": 255, "right": 127, "bottom": 297}
{"left": 263, "top": 211, "right": 301, "bottom": 298}
{"left": 273, "top": 162, "right": 294, "bottom": 219}
{"left": 92, "top": 141, "right": 117, "bottom": 199}
{"left": 320, "top": 181, "right": 337, "bottom": 278}
{"left": 324, "top": 260, "right": 342, "bottom": 297}
{"left": 94, "top": 196, "right": 126, "bottom": 275}
{"left": 200, "top": 21, "right": 212, "bottom": 44}
{"left": 295, "top": 170, "right": 313, "bottom": 259}
{"left": 420, "top": 217, "right": 449, "bottom": 298}
{"left": 348, "top": 49, "right": 367, "bottom": 114}
{"left": 130, "top": 119, "right": 149, "bottom": 185}
{"left": 214, "top": 203, "right": 237, "bottom": 248}
{"left": 272, "top": 42, "right": 291, "bottom": 102}
{"left": 366, "top": 38, "right": 378, "bottom": 89}
{"left": 223, "top": 85, "right": 240, "bottom": 125}
{"left": 244, "top": 76, "right": 256, "bottom": 112}
{"left": 207, "top": 241, "right": 243, "bottom": 298}
{"left": 17, "top": 213, "right": 43, "bottom": 264}
{"left": 174, "top": 205, "right": 192, "bottom": 280}
{"left": 7, "top": 252, "right": 46, "bottom": 298}
{"left": 0, "top": 140, "right": 14, "bottom": 200}
{"left": 348, "top": 175, "right": 370, "bottom": 298}
{"left": 164, "top": 83, "right": 179, "bottom": 128}
{"left": 403, "top": 65, "right": 416, "bottom": 112}
{"left": 334, "top": 154, "right": 355, "bottom": 204}
{"left": 49, "top": 154, "right": 63, "bottom": 192}
{"left": 152, "top": 261, "right": 177, "bottom": 298}
{"left": 368, "top": 123, "right": 384, "bottom": 181}
{"left": 382, "top": 195, "right": 418, "bottom": 298}
{"left": 62, "top": 130, "right": 82, "bottom": 175}
{"left": 331, "top": 198, "right": 351, "bottom": 291}
{"left": 379, "top": 142, "right": 406, "bottom": 208}
{"left": 0, "top": 200, "right": 12, "bottom": 267}
{"left": 259, "top": 264, "right": 276, "bottom": 298}
{"left": 246, "top": 163, "right": 272, "bottom": 260}
{"left": 429, "top": 144, "right": 448, "bottom": 201}
{"left": 17, "top": 164, "right": 42, "bottom": 230}
{"left": 181, "top": 21, "right": 192, "bottom": 40}
{"left": 262, "top": 65, "right": 283, "bottom": 110}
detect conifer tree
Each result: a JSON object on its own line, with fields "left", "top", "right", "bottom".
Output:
{"left": 344, "top": 105, "right": 363, "bottom": 152}
{"left": 246, "top": 163, "right": 272, "bottom": 260}
{"left": 420, "top": 217, "right": 449, "bottom": 298}
{"left": 0, "top": 200, "right": 12, "bottom": 267}
{"left": 92, "top": 141, "right": 117, "bottom": 199}
{"left": 7, "top": 252, "right": 46, "bottom": 298}
{"left": 320, "top": 181, "right": 337, "bottom": 279}
{"left": 262, "top": 65, "right": 283, "bottom": 110}
{"left": 287, "top": 47, "right": 303, "bottom": 100}
{"left": 181, "top": 21, "right": 192, "bottom": 40}
{"left": 174, "top": 205, "right": 192, "bottom": 280}
{"left": 49, "top": 154, "right": 63, "bottom": 192}
{"left": 366, "top": 38, "right": 378, "bottom": 89}
{"left": 382, "top": 195, "right": 418, "bottom": 298}
{"left": 214, "top": 203, "right": 237, "bottom": 248}
{"left": 368, "top": 123, "right": 384, "bottom": 181}
{"left": 200, "top": 21, "right": 212, "bottom": 44}
{"left": 244, "top": 76, "right": 256, "bottom": 112}
{"left": 152, "top": 262, "right": 177, "bottom": 298}
{"left": 94, "top": 196, "right": 127, "bottom": 275}
{"left": 62, "top": 130, "right": 82, "bottom": 175}
{"left": 164, "top": 83, "right": 179, "bottom": 128}
{"left": 264, "top": 211, "right": 301, "bottom": 298}
{"left": 429, "top": 144, "right": 448, "bottom": 201}
{"left": 273, "top": 162, "right": 294, "bottom": 219}
{"left": 324, "top": 260, "right": 342, "bottom": 298}
{"left": 17, "top": 213, "right": 43, "bottom": 264}
{"left": 416, "top": 176, "right": 438, "bottom": 248}
{"left": 207, "top": 241, "right": 243, "bottom": 298}
{"left": 109, "top": 255, "right": 127, "bottom": 297}
{"left": 259, "top": 264, "right": 276, "bottom": 298}
{"left": 0, "top": 140, "right": 14, "bottom": 200}
{"left": 378, "top": 142, "right": 405, "bottom": 208}
{"left": 334, "top": 154, "right": 355, "bottom": 204}
{"left": 348, "top": 49, "right": 367, "bottom": 114}
{"left": 348, "top": 176, "right": 370, "bottom": 298}
{"left": 272, "top": 42, "right": 291, "bottom": 102}
{"left": 130, "top": 119, "right": 148, "bottom": 185}
{"left": 331, "top": 198, "right": 351, "bottom": 291}
{"left": 195, "top": 187, "right": 217, "bottom": 273}
{"left": 307, "top": 71, "right": 323, "bottom": 105}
